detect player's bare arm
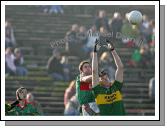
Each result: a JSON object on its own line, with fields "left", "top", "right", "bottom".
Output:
{"left": 80, "top": 75, "right": 92, "bottom": 82}
{"left": 92, "top": 39, "right": 100, "bottom": 87}
{"left": 107, "top": 41, "right": 124, "bottom": 83}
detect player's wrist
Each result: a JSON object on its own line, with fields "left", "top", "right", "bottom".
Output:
{"left": 110, "top": 48, "right": 115, "bottom": 52}
{"left": 94, "top": 46, "right": 97, "bottom": 52}
{"left": 94, "top": 39, "right": 100, "bottom": 52}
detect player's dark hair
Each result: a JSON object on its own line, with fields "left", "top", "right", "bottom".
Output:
{"left": 99, "top": 70, "right": 108, "bottom": 77}
{"left": 16, "top": 87, "right": 26, "bottom": 100}
{"left": 79, "top": 61, "right": 90, "bottom": 72}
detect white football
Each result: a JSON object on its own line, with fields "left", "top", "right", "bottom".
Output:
{"left": 128, "top": 10, "right": 143, "bottom": 25}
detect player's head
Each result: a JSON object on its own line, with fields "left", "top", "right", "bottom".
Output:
{"left": 99, "top": 70, "right": 110, "bottom": 82}
{"left": 26, "top": 93, "right": 34, "bottom": 103}
{"left": 79, "top": 61, "right": 92, "bottom": 75}
{"left": 16, "top": 87, "right": 27, "bottom": 101}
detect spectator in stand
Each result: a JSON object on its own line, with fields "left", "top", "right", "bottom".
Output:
{"left": 121, "top": 13, "right": 134, "bottom": 44}
{"left": 65, "top": 24, "right": 81, "bottom": 56}
{"left": 140, "top": 44, "right": 153, "bottom": 68}
{"left": 14, "top": 48, "right": 28, "bottom": 76}
{"left": 147, "top": 20, "right": 155, "bottom": 47}
{"left": 47, "top": 49, "right": 64, "bottom": 81}
{"left": 5, "top": 47, "right": 16, "bottom": 76}
{"left": 94, "top": 10, "right": 110, "bottom": 32}
{"left": 148, "top": 77, "right": 155, "bottom": 101}
{"left": 148, "top": 20, "right": 155, "bottom": 66}
{"left": 48, "top": 5, "right": 64, "bottom": 15}
{"left": 127, "top": 49, "right": 142, "bottom": 67}
{"left": 5, "top": 20, "right": 16, "bottom": 48}
{"left": 83, "top": 25, "right": 99, "bottom": 55}
{"left": 60, "top": 55, "right": 70, "bottom": 81}
{"left": 77, "top": 26, "right": 88, "bottom": 58}
{"left": 139, "top": 14, "right": 152, "bottom": 44}
{"left": 42, "top": 5, "right": 64, "bottom": 15}
{"left": 109, "top": 12, "right": 123, "bottom": 40}
{"left": 78, "top": 26, "right": 87, "bottom": 46}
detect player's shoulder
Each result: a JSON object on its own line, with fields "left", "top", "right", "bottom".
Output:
{"left": 92, "top": 83, "right": 101, "bottom": 90}
{"left": 112, "top": 80, "right": 123, "bottom": 90}
{"left": 113, "top": 80, "right": 123, "bottom": 85}
{"left": 75, "top": 74, "right": 80, "bottom": 80}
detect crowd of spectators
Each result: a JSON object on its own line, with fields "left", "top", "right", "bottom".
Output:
{"left": 5, "top": 47, "right": 28, "bottom": 76}
{"left": 49, "top": 9, "right": 155, "bottom": 81}
{"left": 5, "top": 20, "right": 28, "bottom": 77}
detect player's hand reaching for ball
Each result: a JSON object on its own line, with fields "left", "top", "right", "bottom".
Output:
{"left": 106, "top": 39, "right": 115, "bottom": 51}
{"left": 94, "top": 39, "right": 101, "bottom": 52}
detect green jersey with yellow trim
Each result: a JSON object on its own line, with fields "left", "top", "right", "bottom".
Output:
{"left": 92, "top": 80, "right": 125, "bottom": 115}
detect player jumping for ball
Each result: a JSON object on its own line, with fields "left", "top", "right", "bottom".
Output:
{"left": 76, "top": 60, "right": 100, "bottom": 116}
{"left": 92, "top": 39, "right": 126, "bottom": 115}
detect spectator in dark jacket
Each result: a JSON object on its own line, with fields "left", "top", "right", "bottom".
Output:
{"left": 109, "top": 12, "right": 123, "bottom": 40}
{"left": 65, "top": 24, "right": 80, "bottom": 56}
{"left": 95, "top": 10, "right": 110, "bottom": 32}
{"left": 47, "top": 49, "right": 64, "bottom": 81}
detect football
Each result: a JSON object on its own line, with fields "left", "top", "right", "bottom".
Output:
{"left": 128, "top": 10, "right": 143, "bottom": 25}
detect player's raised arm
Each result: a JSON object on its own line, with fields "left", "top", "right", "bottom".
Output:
{"left": 92, "top": 39, "right": 100, "bottom": 87}
{"left": 107, "top": 42, "right": 124, "bottom": 83}
{"left": 80, "top": 75, "right": 92, "bottom": 82}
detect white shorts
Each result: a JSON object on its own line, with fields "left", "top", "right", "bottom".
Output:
{"left": 82, "top": 102, "right": 100, "bottom": 116}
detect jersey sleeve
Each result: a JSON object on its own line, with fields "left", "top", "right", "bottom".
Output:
{"left": 113, "top": 80, "right": 123, "bottom": 90}
{"left": 92, "top": 84, "right": 101, "bottom": 98}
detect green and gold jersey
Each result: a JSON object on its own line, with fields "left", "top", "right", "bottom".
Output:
{"left": 92, "top": 80, "right": 125, "bottom": 115}
{"left": 76, "top": 75, "right": 95, "bottom": 105}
